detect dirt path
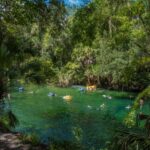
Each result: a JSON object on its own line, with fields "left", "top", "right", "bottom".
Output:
{"left": 0, "top": 132, "right": 44, "bottom": 150}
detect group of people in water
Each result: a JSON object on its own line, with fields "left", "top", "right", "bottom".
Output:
{"left": 17, "top": 86, "right": 145, "bottom": 112}
{"left": 47, "top": 85, "right": 97, "bottom": 101}
{"left": 48, "top": 92, "right": 72, "bottom": 101}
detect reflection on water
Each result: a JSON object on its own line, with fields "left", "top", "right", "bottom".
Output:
{"left": 9, "top": 85, "right": 149, "bottom": 149}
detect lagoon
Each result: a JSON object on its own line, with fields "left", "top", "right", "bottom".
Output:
{"left": 8, "top": 85, "right": 149, "bottom": 149}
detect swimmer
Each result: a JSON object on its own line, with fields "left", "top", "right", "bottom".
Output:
{"left": 108, "top": 96, "right": 112, "bottom": 99}
{"left": 102, "top": 95, "right": 107, "bottom": 98}
{"left": 87, "top": 105, "right": 92, "bottom": 109}
{"left": 100, "top": 103, "right": 105, "bottom": 109}
{"left": 125, "top": 105, "right": 131, "bottom": 109}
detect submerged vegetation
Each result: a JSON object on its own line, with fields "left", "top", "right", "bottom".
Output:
{"left": 0, "top": 0, "right": 150, "bottom": 149}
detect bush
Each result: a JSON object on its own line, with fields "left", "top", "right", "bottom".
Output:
{"left": 23, "top": 57, "right": 55, "bottom": 84}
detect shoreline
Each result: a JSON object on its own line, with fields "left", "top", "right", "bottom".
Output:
{"left": 0, "top": 131, "right": 47, "bottom": 150}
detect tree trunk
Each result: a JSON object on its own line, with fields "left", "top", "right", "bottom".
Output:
{"left": 108, "top": 16, "right": 112, "bottom": 37}
{"left": 0, "top": 78, "right": 7, "bottom": 100}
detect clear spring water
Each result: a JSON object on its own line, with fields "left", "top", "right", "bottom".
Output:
{"left": 7, "top": 85, "right": 150, "bottom": 149}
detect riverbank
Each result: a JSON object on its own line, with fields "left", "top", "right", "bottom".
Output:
{"left": 0, "top": 132, "right": 46, "bottom": 150}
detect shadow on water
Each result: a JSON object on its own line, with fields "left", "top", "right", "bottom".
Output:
{"left": 42, "top": 105, "right": 122, "bottom": 149}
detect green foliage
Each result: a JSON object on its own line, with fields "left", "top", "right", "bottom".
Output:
{"left": 19, "top": 133, "right": 40, "bottom": 146}
{"left": 23, "top": 57, "right": 55, "bottom": 84}
{"left": 0, "top": 0, "right": 149, "bottom": 90}
{"left": 108, "top": 129, "right": 150, "bottom": 150}
{"left": 0, "top": 0, "right": 150, "bottom": 149}
{"left": 68, "top": 0, "right": 150, "bottom": 90}
{"left": 0, "top": 110, "right": 19, "bottom": 131}
{"left": 0, "top": 0, "right": 150, "bottom": 143}
{"left": 57, "top": 62, "right": 81, "bottom": 87}
{"left": 125, "top": 86, "right": 150, "bottom": 127}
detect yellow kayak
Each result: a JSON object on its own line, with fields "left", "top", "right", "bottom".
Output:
{"left": 63, "top": 95, "right": 72, "bottom": 101}
{"left": 86, "top": 85, "right": 96, "bottom": 91}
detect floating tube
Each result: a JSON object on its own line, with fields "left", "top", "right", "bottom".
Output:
{"left": 48, "top": 92, "right": 56, "bottom": 97}
{"left": 63, "top": 95, "right": 72, "bottom": 101}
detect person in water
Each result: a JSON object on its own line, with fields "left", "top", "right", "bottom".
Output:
{"left": 139, "top": 99, "right": 144, "bottom": 111}
{"left": 48, "top": 92, "right": 56, "bottom": 97}
{"left": 79, "top": 87, "right": 86, "bottom": 92}
{"left": 19, "top": 86, "right": 24, "bottom": 92}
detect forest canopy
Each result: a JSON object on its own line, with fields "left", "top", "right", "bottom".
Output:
{"left": 0, "top": 0, "right": 150, "bottom": 93}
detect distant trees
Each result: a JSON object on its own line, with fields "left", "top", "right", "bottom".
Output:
{"left": 0, "top": 0, "right": 67, "bottom": 97}
{"left": 0, "top": 0, "right": 149, "bottom": 91}
{"left": 67, "top": 0, "right": 150, "bottom": 90}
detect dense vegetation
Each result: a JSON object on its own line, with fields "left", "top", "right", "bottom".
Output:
{"left": 0, "top": 0, "right": 149, "bottom": 91}
{"left": 0, "top": 0, "right": 150, "bottom": 90}
{"left": 0, "top": 0, "right": 150, "bottom": 149}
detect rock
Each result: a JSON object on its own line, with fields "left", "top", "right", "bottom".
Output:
{"left": 0, "top": 132, "right": 45, "bottom": 150}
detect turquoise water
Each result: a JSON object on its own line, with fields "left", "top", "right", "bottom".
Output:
{"left": 7, "top": 85, "right": 150, "bottom": 148}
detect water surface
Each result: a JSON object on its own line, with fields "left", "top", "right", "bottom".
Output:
{"left": 8, "top": 85, "right": 149, "bottom": 149}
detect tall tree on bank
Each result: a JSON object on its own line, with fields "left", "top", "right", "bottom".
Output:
{"left": 0, "top": 0, "right": 67, "bottom": 98}
{"left": 68, "top": 0, "right": 150, "bottom": 90}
